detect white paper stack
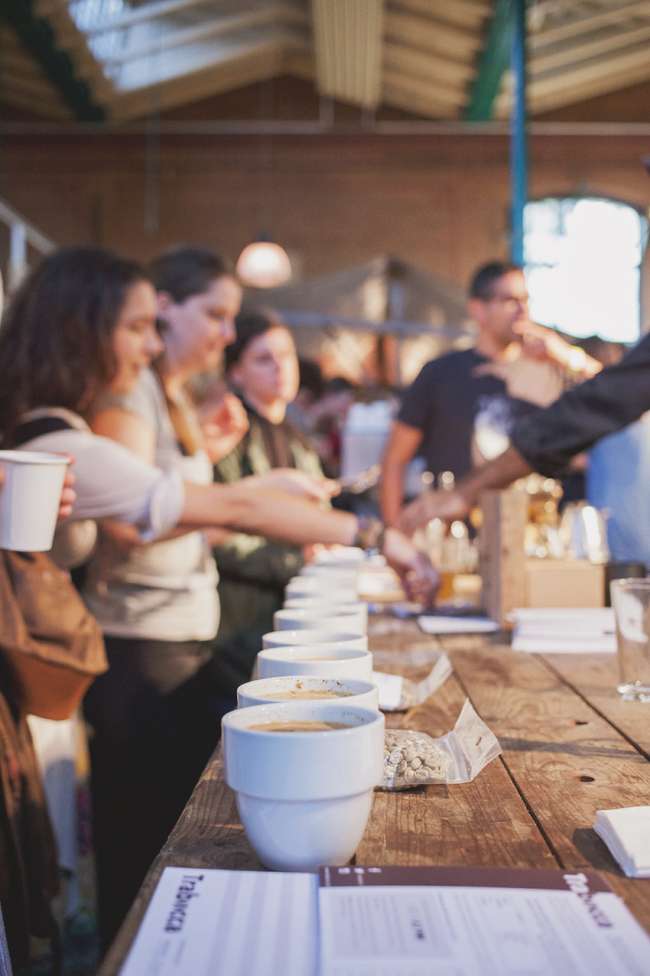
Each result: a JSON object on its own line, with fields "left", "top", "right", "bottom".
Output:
{"left": 594, "top": 806, "right": 650, "bottom": 878}
{"left": 417, "top": 615, "right": 499, "bottom": 635}
{"left": 511, "top": 607, "right": 616, "bottom": 653}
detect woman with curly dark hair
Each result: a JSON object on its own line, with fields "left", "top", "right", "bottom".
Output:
{"left": 0, "top": 246, "right": 437, "bottom": 949}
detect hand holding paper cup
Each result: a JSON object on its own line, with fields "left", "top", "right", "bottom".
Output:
{"left": 0, "top": 450, "right": 69, "bottom": 551}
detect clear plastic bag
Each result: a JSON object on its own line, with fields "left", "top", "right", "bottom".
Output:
{"left": 374, "top": 653, "right": 452, "bottom": 712}
{"left": 381, "top": 699, "right": 501, "bottom": 790}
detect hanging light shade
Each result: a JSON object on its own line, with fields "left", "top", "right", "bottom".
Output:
{"left": 236, "top": 239, "right": 292, "bottom": 289}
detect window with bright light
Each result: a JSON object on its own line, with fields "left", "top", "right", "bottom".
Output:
{"left": 524, "top": 196, "right": 648, "bottom": 343}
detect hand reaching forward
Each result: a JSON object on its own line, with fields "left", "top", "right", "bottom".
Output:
{"left": 382, "top": 528, "right": 439, "bottom": 607}
{"left": 398, "top": 489, "right": 470, "bottom": 537}
{"left": 201, "top": 393, "right": 250, "bottom": 463}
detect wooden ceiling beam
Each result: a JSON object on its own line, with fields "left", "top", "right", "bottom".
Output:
{"left": 530, "top": 38, "right": 650, "bottom": 92}
{"left": 2, "top": 0, "right": 106, "bottom": 119}
{"left": 108, "top": 37, "right": 296, "bottom": 119}
{"left": 389, "top": 0, "right": 490, "bottom": 31}
{"left": 283, "top": 47, "right": 314, "bottom": 81}
{"left": 2, "top": 70, "right": 67, "bottom": 102}
{"left": 530, "top": 0, "right": 650, "bottom": 49}
{"left": 384, "top": 41, "right": 473, "bottom": 88}
{"left": 383, "top": 68, "right": 466, "bottom": 109}
{"left": 383, "top": 79, "right": 459, "bottom": 119}
{"left": 532, "top": 22, "right": 650, "bottom": 74}
{"left": 28, "top": 5, "right": 115, "bottom": 100}
{"left": 0, "top": 87, "right": 72, "bottom": 119}
{"left": 496, "top": 40, "right": 650, "bottom": 114}
{"left": 385, "top": 9, "right": 481, "bottom": 60}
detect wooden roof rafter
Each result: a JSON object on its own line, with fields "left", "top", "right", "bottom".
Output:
{"left": 2, "top": 0, "right": 650, "bottom": 124}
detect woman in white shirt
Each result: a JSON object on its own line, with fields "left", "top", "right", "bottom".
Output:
{"left": 0, "top": 246, "right": 437, "bottom": 949}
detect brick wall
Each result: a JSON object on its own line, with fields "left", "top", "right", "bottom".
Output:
{"left": 1, "top": 127, "right": 648, "bottom": 319}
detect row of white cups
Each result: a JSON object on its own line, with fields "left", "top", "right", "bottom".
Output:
{"left": 221, "top": 548, "right": 388, "bottom": 872}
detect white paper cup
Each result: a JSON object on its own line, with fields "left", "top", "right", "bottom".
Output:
{"left": 222, "top": 701, "right": 384, "bottom": 871}
{"left": 0, "top": 450, "right": 68, "bottom": 551}
{"left": 262, "top": 629, "right": 367, "bottom": 650}
{"left": 256, "top": 645, "right": 373, "bottom": 680}
{"left": 273, "top": 605, "right": 367, "bottom": 635}
{"left": 237, "top": 676, "right": 379, "bottom": 710}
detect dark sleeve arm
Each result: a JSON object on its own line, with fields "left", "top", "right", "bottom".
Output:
{"left": 511, "top": 333, "right": 650, "bottom": 476}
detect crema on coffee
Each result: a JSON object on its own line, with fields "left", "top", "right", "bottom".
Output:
{"left": 248, "top": 721, "right": 350, "bottom": 733}
{"left": 263, "top": 690, "right": 352, "bottom": 700}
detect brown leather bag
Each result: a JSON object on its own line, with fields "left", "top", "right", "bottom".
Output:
{"left": 0, "top": 550, "right": 107, "bottom": 720}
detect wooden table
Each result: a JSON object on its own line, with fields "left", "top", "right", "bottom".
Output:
{"left": 100, "top": 619, "right": 650, "bottom": 974}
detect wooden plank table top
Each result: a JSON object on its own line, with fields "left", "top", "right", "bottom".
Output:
{"left": 100, "top": 618, "right": 650, "bottom": 975}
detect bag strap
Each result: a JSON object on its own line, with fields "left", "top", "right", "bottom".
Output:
{"left": 11, "top": 417, "right": 72, "bottom": 447}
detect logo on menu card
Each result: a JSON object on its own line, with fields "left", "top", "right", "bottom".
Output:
{"left": 563, "top": 873, "right": 613, "bottom": 928}
{"left": 164, "top": 873, "right": 205, "bottom": 933}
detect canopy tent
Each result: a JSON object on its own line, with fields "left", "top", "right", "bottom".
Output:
{"left": 243, "top": 256, "right": 473, "bottom": 386}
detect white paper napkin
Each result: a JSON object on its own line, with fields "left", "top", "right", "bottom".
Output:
{"left": 594, "top": 806, "right": 650, "bottom": 878}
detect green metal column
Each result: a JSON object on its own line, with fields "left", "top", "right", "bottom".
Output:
{"left": 464, "top": 0, "right": 513, "bottom": 122}
{"left": 510, "top": 0, "right": 528, "bottom": 264}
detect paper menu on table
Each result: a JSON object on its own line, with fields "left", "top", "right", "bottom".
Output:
{"left": 119, "top": 867, "right": 318, "bottom": 976}
{"left": 318, "top": 866, "right": 650, "bottom": 976}
{"left": 119, "top": 864, "right": 650, "bottom": 976}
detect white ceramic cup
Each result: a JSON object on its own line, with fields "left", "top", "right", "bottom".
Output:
{"left": 0, "top": 450, "right": 68, "bottom": 551}
{"left": 300, "top": 565, "right": 360, "bottom": 586}
{"left": 237, "top": 675, "right": 379, "bottom": 710}
{"left": 262, "top": 629, "right": 367, "bottom": 650}
{"left": 283, "top": 593, "right": 362, "bottom": 609}
{"left": 311, "top": 546, "right": 366, "bottom": 567}
{"left": 222, "top": 701, "right": 384, "bottom": 871}
{"left": 256, "top": 644, "right": 373, "bottom": 680}
{"left": 285, "top": 576, "right": 358, "bottom": 600}
{"left": 273, "top": 605, "right": 368, "bottom": 635}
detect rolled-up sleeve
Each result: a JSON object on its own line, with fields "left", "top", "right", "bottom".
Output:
{"left": 22, "top": 429, "right": 185, "bottom": 538}
{"left": 511, "top": 334, "right": 650, "bottom": 476}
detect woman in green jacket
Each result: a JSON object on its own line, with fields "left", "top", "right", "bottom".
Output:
{"left": 211, "top": 309, "right": 326, "bottom": 699}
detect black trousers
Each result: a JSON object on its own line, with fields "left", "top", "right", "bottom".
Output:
{"left": 84, "top": 636, "right": 217, "bottom": 951}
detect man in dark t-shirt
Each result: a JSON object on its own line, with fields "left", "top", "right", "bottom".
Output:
{"left": 380, "top": 261, "right": 595, "bottom": 526}
{"left": 396, "top": 346, "right": 540, "bottom": 482}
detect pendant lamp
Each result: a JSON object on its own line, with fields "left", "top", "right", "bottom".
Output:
{"left": 236, "top": 236, "right": 292, "bottom": 289}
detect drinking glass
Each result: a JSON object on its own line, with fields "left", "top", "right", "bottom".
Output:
{"left": 610, "top": 578, "right": 650, "bottom": 702}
